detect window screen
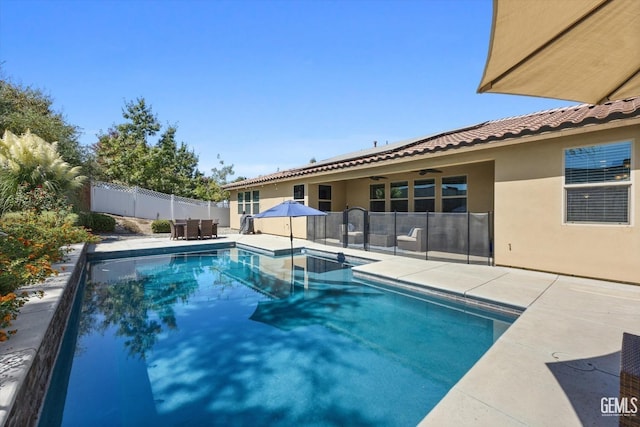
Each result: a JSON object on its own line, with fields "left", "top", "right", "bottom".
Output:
{"left": 565, "top": 141, "right": 631, "bottom": 224}
{"left": 390, "top": 181, "right": 408, "bottom": 212}
{"left": 442, "top": 176, "right": 467, "bottom": 213}
{"left": 414, "top": 179, "right": 435, "bottom": 212}
{"left": 370, "top": 184, "right": 385, "bottom": 212}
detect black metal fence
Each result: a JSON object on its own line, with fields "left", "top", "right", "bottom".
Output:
{"left": 307, "top": 209, "right": 493, "bottom": 265}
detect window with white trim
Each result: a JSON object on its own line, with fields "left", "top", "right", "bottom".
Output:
{"left": 564, "top": 141, "right": 631, "bottom": 224}
{"left": 369, "top": 184, "right": 385, "bottom": 212}
{"left": 414, "top": 179, "right": 435, "bottom": 212}
{"left": 442, "top": 176, "right": 467, "bottom": 212}
{"left": 238, "top": 190, "right": 259, "bottom": 214}
{"left": 390, "top": 181, "right": 408, "bottom": 212}
{"left": 252, "top": 190, "right": 260, "bottom": 214}
{"left": 237, "top": 192, "right": 244, "bottom": 214}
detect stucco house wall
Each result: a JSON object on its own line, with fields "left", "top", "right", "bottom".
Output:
{"left": 493, "top": 125, "right": 639, "bottom": 283}
{"left": 225, "top": 99, "right": 640, "bottom": 284}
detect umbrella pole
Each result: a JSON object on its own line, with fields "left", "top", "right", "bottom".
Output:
{"left": 289, "top": 217, "right": 294, "bottom": 258}
{"left": 290, "top": 216, "right": 294, "bottom": 292}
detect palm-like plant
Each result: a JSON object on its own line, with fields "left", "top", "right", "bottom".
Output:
{"left": 0, "top": 130, "right": 86, "bottom": 213}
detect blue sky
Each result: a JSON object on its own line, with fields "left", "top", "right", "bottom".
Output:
{"left": 0, "top": 0, "right": 572, "bottom": 180}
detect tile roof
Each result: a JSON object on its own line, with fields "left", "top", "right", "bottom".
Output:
{"left": 224, "top": 97, "right": 640, "bottom": 190}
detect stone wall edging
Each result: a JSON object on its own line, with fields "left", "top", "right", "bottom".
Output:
{"left": 0, "top": 243, "right": 87, "bottom": 427}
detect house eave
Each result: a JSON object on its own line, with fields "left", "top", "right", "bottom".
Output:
{"left": 223, "top": 99, "right": 640, "bottom": 191}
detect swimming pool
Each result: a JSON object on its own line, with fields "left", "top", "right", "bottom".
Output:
{"left": 39, "top": 248, "right": 514, "bottom": 426}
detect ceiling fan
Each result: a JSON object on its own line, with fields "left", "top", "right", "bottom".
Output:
{"left": 418, "top": 168, "right": 442, "bottom": 175}
{"left": 369, "top": 176, "right": 387, "bottom": 181}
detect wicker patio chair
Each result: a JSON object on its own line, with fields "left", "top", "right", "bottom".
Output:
{"left": 169, "top": 220, "right": 185, "bottom": 240}
{"left": 620, "top": 332, "right": 640, "bottom": 427}
{"left": 397, "top": 228, "right": 425, "bottom": 252}
{"left": 339, "top": 223, "right": 363, "bottom": 244}
{"left": 185, "top": 219, "right": 200, "bottom": 240}
{"left": 200, "top": 219, "right": 214, "bottom": 239}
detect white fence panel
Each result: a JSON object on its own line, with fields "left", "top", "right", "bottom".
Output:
{"left": 136, "top": 187, "right": 173, "bottom": 220}
{"left": 91, "top": 182, "right": 135, "bottom": 217}
{"left": 172, "top": 194, "right": 206, "bottom": 220}
{"left": 90, "top": 181, "right": 231, "bottom": 226}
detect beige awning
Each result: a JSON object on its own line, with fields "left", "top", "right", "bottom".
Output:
{"left": 478, "top": 0, "right": 640, "bottom": 104}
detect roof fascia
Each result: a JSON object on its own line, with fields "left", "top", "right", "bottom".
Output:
{"left": 224, "top": 115, "right": 640, "bottom": 191}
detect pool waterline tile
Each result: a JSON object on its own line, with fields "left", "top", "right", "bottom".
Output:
{"left": 42, "top": 246, "right": 509, "bottom": 426}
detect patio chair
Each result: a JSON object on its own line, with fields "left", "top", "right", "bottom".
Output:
{"left": 185, "top": 219, "right": 200, "bottom": 240}
{"left": 169, "top": 220, "right": 185, "bottom": 240}
{"left": 620, "top": 332, "right": 640, "bottom": 427}
{"left": 339, "top": 223, "right": 363, "bottom": 244}
{"left": 397, "top": 227, "right": 425, "bottom": 252}
{"left": 200, "top": 219, "right": 214, "bottom": 239}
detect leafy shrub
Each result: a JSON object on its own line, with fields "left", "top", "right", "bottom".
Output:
{"left": 77, "top": 212, "right": 116, "bottom": 232}
{"left": 1, "top": 212, "right": 26, "bottom": 223}
{"left": 0, "top": 209, "right": 99, "bottom": 339}
{"left": 0, "top": 292, "right": 29, "bottom": 341}
{"left": 76, "top": 212, "right": 91, "bottom": 228}
{"left": 2, "top": 210, "right": 78, "bottom": 228}
{"left": 91, "top": 214, "right": 116, "bottom": 232}
{"left": 13, "top": 183, "right": 71, "bottom": 214}
{"left": 151, "top": 219, "right": 170, "bottom": 233}
{"left": 39, "top": 210, "right": 80, "bottom": 228}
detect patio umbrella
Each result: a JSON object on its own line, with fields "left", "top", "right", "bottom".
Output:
{"left": 477, "top": 0, "right": 640, "bottom": 104}
{"left": 252, "top": 200, "right": 327, "bottom": 264}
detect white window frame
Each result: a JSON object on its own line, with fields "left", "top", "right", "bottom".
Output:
{"left": 390, "top": 181, "right": 409, "bottom": 212}
{"left": 369, "top": 183, "right": 386, "bottom": 212}
{"left": 563, "top": 140, "right": 633, "bottom": 225}
{"left": 252, "top": 190, "right": 260, "bottom": 215}
{"left": 441, "top": 175, "right": 468, "bottom": 213}
{"left": 413, "top": 178, "right": 436, "bottom": 212}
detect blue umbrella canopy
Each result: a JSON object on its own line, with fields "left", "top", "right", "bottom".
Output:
{"left": 253, "top": 200, "right": 327, "bottom": 219}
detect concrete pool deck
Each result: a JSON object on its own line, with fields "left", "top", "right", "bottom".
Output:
{"left": 89, "top": 232, "right": 640, "bottom": 426}
{"left": 2, "top": 232, "right": 639, "bottom": 426}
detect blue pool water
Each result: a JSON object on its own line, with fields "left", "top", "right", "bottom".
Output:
{"left": 39, "top": 248, "right": 513, "bottom": 427}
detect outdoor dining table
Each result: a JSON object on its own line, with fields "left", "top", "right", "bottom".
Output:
{"left": 171, "top": 220, "right": 218, "bottom": 240}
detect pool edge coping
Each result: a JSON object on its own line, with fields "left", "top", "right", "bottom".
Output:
{"left": 0, "top": 243, "right": 87, "bottom": 427}
{"left": 4, "top": 236, "right": 639, "bottom": 426}
{"left": 1, "top": 240, "right": 520, "bottom": 427}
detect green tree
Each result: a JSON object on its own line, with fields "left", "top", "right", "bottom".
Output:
{"left": 207, "top": 154, "right": 234, "bottom": 200}
{"left": 93, "top": 98, "right": 235, "bottom": 201}
{"left": 0, "top": 130, "right": 86, "bottom": 213}
{"left": 119, "top": 97, "right": 161, "bottom": 141}
{"left": 189, "top": 154, "right": 236, "bottom": 201}
{"left": 93, "top": 98, "right": 158, "bottom": 186}
{"left": 147, "top": 126, "right": 199, "bottom": 196}
{"left": 94, "top": 128, "right": 149, "bottom": 186}
{"left": 210, "top": 154, "right": 234, "bottom": 186}
{"left": 0, "top": 77, "right": 84, "bottom": 167}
